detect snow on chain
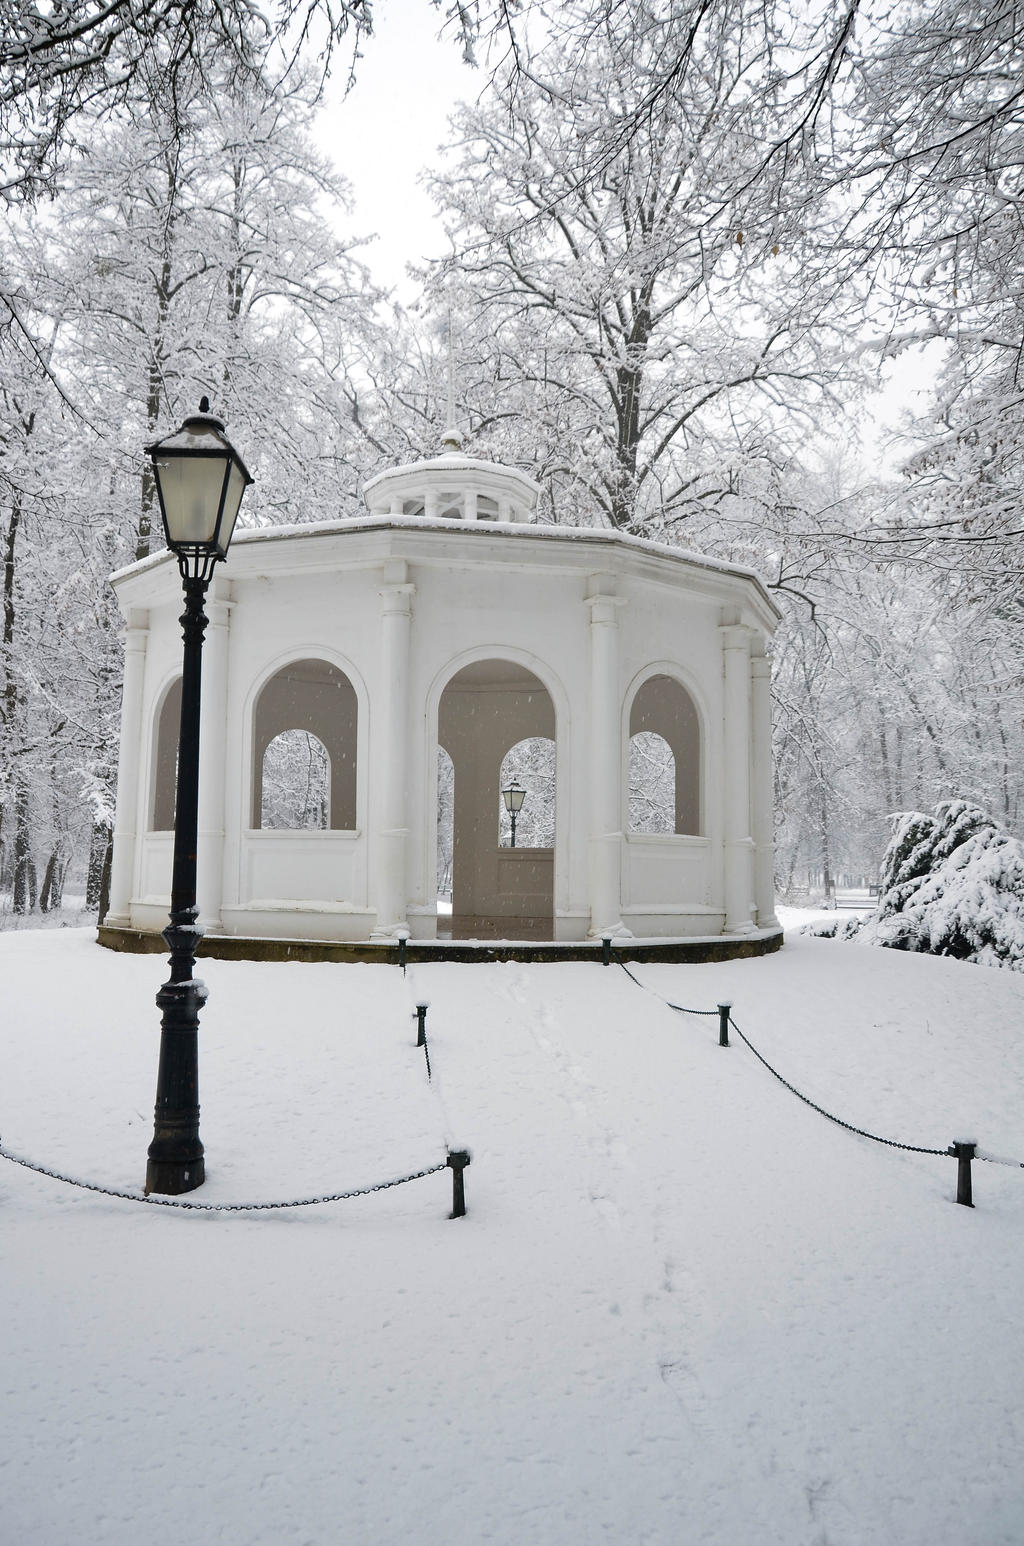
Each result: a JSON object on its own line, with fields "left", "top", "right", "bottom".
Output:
{"left": 0, "top": 1143, "right": 447, "bottom": 1211}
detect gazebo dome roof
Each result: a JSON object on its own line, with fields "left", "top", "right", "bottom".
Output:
{"left": 362, "top": 436, "right": 541, "bottom": 525}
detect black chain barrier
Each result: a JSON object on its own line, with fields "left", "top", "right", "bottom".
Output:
{"left": 610, "top": 956, "right": 1024, "bottom": 1168}
{"left": 612, "top": 952, "right": 718, "bottom": 1015}
{"left": 975, "top": 1148, "right": 1024, "bottom": 1169}
{"left": 3, "top": 995, "right": 474, "bottom": 1219}
{"left": 722, "top": 1015, "right": 949, "bottom": 1156}
{"left": 408, "top": 1002, "right": 470, "bottom": 1216}
{"left": 0, "top": 1142, "right": 447, "bottom": 1211}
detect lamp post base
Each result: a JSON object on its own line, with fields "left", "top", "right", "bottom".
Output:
{"left": 145, "top": 955, "right": 207, "bottom": 1195}
{"left": 145, "top": 1152, "right": 206, "bottom": 1195}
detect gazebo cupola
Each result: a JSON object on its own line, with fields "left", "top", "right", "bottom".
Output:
{"left": 362, "top": 425, "right": 540, "bottom": 524}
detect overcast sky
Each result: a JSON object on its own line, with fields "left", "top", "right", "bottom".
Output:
{"left": 314, "top": 0, "right": 482, "bottom": 296}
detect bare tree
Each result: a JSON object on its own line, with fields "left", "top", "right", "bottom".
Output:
{"left": 427, "top": 0, "right": 862, "bottom": 532}
{"left": 0, "top": 45, "right": 384, "bottom": 907}
{"left": 0, "top": 0, "right": 380, "bottom": 199}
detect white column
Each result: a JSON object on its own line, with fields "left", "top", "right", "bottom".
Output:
{"left": 106, "top": 609, "right": 149, "bottom": 927}
{"left": 371, "top": 563, "right": 415, "bottom": 938}
{"left": 721, "top": 613, "right": 756, "bottom": 934}
{"left": 196, "top": 580, "right": 232, "bottom": 932}
{"left": 464, "top": 490, "right": 478, "bottom": 521}
{"left": 586, "top": 584, "right": 628, "bottom": 938}
{"left": 750, "top": 643, "right": 780, "bottom": 929}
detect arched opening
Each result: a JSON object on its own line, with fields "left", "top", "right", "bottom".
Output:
{"left": 437, "top": 745, "right": 454, "bottom": 908}
{"left": 628, "top": 675, "right": 701, "bottom": 834}
{"left": 261, "top": 730, "right": 330, "bottom": 829}
{"left": 629, "top": 733, "right": 676, "bottom": 834}
{"left": 499, "top": 738, "right": 555, "bottom": 848}
{"left": 251, "top": 659, "right": 357, "bottom": 830}
{"left": 438, "top": 659, "right": 555, "bottom": 939}
{"left": 150, "top": 677, "right": 181, "bottom": 830}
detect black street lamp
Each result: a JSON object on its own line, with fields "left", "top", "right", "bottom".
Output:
{"left": 144, "top": 398, "right": 252, "bottom": 1195}
{"left": 501, "top": 778, "right": 527, "bottom": 848}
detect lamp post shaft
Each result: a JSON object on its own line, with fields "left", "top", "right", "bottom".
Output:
{"left": 145, "top": 573, "right": 210, "bottom": 1195}
{"left": 510, "top": 809, "right": 518, "bottom": 848}
{"left": 142, "top": 398, "right": 251, "bottom": 1196}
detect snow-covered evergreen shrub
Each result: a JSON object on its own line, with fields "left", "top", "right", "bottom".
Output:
{"left": 808, "top": 801, "right": 1024, "bottom": 971}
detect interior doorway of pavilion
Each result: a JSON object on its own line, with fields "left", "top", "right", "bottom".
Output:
{"left": 437, "top": 659, "right": 555, "bottom": 940}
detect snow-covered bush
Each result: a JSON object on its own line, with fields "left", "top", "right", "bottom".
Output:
{"left": 808, "top": 800, "right": 1024, "bottom": 971}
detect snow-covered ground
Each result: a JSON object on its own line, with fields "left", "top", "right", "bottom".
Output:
{"left": 2, "top": 918, "right": 1022, "bottom": 1545}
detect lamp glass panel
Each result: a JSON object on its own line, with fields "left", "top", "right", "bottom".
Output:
{"left": 215, "top": 459, "right": 248, "bottom": 555}
{"left": 157, "top": 455, "right": 228, "bottom": 545}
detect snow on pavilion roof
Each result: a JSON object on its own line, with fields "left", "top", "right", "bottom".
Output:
{"left": 110, "top": 513, "right": 783, "bottom": 630}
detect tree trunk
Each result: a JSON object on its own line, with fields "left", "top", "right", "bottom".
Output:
{"left": 97, "top": 831, "right": 113, "bottom": 923}
{"left": 39, "top": 851, "right": 58, "bottom": 912}
{"left": 53, "top": 856, "right": 67, "bottom": 910}
{"left": 877, "top": 708, "right": 893, "bottom": 808}
{"left": 817, "top": 775, "right": 833, "bottom": 905}
{"left": 137, "top": 237, "right": 175, "bottom": 559}
{"left": 85, "top": 821, "right": 110, "bottom": 910}
{"left": 12, "top": 780, "right": 32, "bottom": 913}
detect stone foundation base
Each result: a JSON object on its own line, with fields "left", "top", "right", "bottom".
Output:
{"left": 98, "top": 923, "right": 784, "bottom": 965}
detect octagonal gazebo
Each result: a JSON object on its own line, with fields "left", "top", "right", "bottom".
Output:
{"left": 101, "top": 434, "right": 782, "bottom": 958}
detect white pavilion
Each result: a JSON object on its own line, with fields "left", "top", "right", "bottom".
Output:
{"left": 102, "top": 430, "right": 782, "bottom": 958}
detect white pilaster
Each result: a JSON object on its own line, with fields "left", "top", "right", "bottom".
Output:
{"left": 196, "top": 580, "right": 232, "bottom": 932}
{"left": 371, "top": 562, "right": 415, "bottom": 938}
{"left": 750, "top": 644, "right": 780, "bottom": 929}
{"left": 721, "top": 612, "right": 756, "bottom": 933}
{"left": 106, "top": 609, "right": 149, "bottom": 926}
{"left": 586, "top": 583, "right": 628, "bottom": 938}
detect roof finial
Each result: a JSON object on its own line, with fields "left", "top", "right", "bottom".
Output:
{"left": 441, "top": 304, "right": 462, "bottom": 452}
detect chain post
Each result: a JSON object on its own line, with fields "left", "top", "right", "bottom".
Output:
{"left": 949, "top": 1140, "right": 976, "bottom": 1207}
{"left": 414, "top": 1002, "right": 428, "bottom": 1047}
{"left": 602, "top": 934, "right": 612, "bottom": 967}
{"left": 446, "top": 1148, "right": 471, "bottom": 1218}
{"left": 398, "top": 935, "right": 407, "bottom": 972}
{"left": 718, "top": 1002, "right": 732, "bottom": 1047}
